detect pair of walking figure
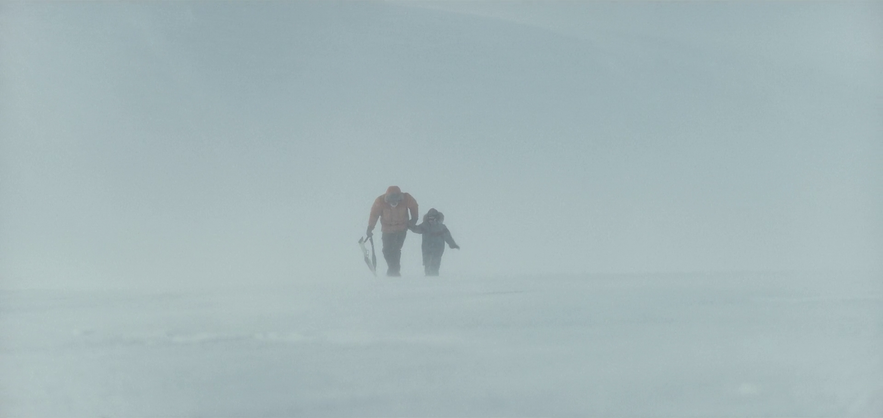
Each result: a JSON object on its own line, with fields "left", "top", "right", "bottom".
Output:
{"left": 366, "top": 186, "right": 459, "bottom": 276}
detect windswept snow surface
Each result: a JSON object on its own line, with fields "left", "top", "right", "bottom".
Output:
{"left": 1, "top": 271, "right": 881, "bottom": 417}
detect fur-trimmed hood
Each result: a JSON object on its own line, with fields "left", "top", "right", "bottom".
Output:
{"left": 424, "top": 208, "right": 444, "bottom": 223}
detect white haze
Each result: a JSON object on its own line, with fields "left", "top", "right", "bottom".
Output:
{"left": 1, "top": 1, "right": 880, "bottom": 287}
{"left": 1, "top": 2, "right": 882, "bottom": 416}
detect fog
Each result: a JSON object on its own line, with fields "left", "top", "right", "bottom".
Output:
{"left": 1, "top": 2, "right": 881, "bottom": 284}
{"left": 2, "top": 3, "right": 883, "bottom": 416}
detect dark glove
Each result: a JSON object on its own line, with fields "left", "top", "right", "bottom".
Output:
{"left": 409, "top": 218, "right": 418, "bottom": 227}
{"left": 366, "top": 229, "right": 373, "bottom": 238}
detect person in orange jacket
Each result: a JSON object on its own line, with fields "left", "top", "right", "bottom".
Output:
{"left": 367, "top": 186, "right": 418, "bottom": 277}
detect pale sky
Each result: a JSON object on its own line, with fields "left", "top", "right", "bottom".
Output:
{"left": 1, "top": 1, "right": 881, "bottom": 288}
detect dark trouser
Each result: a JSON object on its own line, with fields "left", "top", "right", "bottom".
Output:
{"left": 423, "top": 246, "right": 445, "bottom": 276}
{"left": 381, "top": 230, "right": 407, "bottom": 276}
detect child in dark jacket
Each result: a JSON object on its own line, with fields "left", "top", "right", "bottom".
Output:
{"left": 408, "top": 208, "right": 459, "bottom": 276}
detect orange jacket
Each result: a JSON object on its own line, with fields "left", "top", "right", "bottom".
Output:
{"left": 368, "top": 186, "right": 418, "bottom": 233}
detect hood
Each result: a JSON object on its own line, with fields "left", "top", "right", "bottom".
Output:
{"left": 384, "top": 186, "right": 404, "bottom": 205}
{"left": 424, "top": 208, "right": 444, "bottom": 223}
{"left": 385, "top": 186, "right": 402, "bottom": 196}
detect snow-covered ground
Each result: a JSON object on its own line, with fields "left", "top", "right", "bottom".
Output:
{"left": 2, "top": 271, "right": 880, "bottom": 417}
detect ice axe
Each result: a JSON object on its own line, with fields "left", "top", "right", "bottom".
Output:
{"left": 358, "top": 235, "right": 377, "bottom": 276}
{"left": 369, "top": 235, "right": 376, "bottom": 271}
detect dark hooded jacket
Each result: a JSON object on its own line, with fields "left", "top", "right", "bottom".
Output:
{"left": 409, "top": 208, "right": 457, "bottom": 252}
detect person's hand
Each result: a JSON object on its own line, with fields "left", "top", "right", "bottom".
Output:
{"left": 451, "top": 244, "right": 460, "bottom": 250}
{"left": 366, "top": 229, "right": 373, "bottom": 238}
